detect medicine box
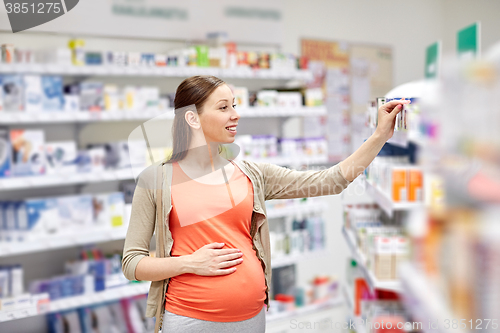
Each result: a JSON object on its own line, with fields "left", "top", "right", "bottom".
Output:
{"left": 45, "top": 141, "right": 77, "bottom": 175}
{"left": 24, "top": 75, "right": 43, "bottom": 112}
{"left": 25, "top": 198, "right": 59, "bottom": 236}
{"left": 42, "top": 76, "right": 64, "bottom": 111}
{"left": 2, "top": 75, "right": 24, "bottom": 111}
{"left": 391, "top": 167, "right": 407, "bottom": 202}
{"left": 0, "top": 128, "right": 11, "bottom": 177}
{"left": 57, "top": 195, "right": 93, "bottom": 229}
{"left": 9, "top": 129, "right": 46, "bottom": 176}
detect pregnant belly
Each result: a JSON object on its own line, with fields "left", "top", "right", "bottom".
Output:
{"left": 165, "top": 250, "right": 266, "bottom": 322}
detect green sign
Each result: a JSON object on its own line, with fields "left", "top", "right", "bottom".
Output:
{"left": 457, "top": 22, "right": 481, "bottom": 59}
{"left": 425, "top": 41, "right": 441, "bottom": 79}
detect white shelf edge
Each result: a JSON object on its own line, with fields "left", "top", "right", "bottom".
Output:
{"left": 0, "top": 169, "right": 134, "bottom": 191}
{"left": 266, "top": 296, "right": 343, "bottom": 323}
{"left": 266, "top": 202, "right": 326, "bottom": 219}
{"left": 0, "top": 283, "right": 150, "bottom": 323}
{"left": 0, "top": 107, "right": 326, "bottom": 125}
{"left": 271, "top": 249, "right": 330, "bottom": 269}
{"left": 399, "top": 263, "right": 466, "bottom": 333}
{"left": 364, "top": 180, "right": 423, "bottom": 218}
{"left": 0, "top": 201, "right": 324, "bottom": 257}
{"left": 0, "top": 227, "right": 128, "bottom": 257}
{"left": 342, "top": 226, "right": 402, "bottom": 293}
{"left": 0, "top": 64, "right": 312, "bottom": 80}
{"left": 0, "top": 156, "right": 328, "bottom": 191}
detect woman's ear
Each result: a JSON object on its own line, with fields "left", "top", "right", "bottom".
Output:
{"left": 185, "top": 110, "right": 201, "bottom": 130}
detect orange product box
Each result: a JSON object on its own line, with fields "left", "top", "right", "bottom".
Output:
{"left": 391, "top": 167, "right": 407, "bottom": 202}
{"left": 408, "top": 167, "right": 424, "bottom": 202}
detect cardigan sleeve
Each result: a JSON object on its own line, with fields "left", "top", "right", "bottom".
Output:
{"left": 256, "top": 162, "right": 352, "bottom": 200}
{"left": 122, "top": 165, "right": 158, "bottom": 281}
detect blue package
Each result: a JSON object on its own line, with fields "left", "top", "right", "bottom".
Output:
{"left": 57, "top": 194, "right": 93, "bottom": 228}
{"left": 47, "top": 313, "right": 64, "bottom": 333}
{"left": 3, "top": 202, "right": 17, "bottom": 242}
{"left": 25, "top": 198, "right": 59, "bottom": 235}
{"left": 78, "top": 307, "right": 93, "bottom": 333}
{"left": 2, "top": 75, "right": 24, "bottom": 111}
{"left": 41, "top": 76, "right": 64, "bottom": 111}
{"left": 48, "top": 278, "right": 62, "bottom": 300}
{"left": 14, "top": 201, "right": 27, "bottom": 241}
{"left": 24, "top": 75, "right": 43, "bottom": 112}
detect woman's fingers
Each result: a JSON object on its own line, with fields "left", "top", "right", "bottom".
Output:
{"left": 218, "top": 257, "right": 243, "bottom": 269}
{"left": 213, "top": 267, "right": 238, "bottom": 275}
{"left": 218, "top": 252, "right": 243, "bottom": 262}
{"left": 214, "top": 248, "right": 241, "bottom": 256}
{"left": 383, "top": 99, "right": 410, "bottom": 111}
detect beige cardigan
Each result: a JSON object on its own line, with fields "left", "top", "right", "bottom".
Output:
{"left": 122, "top": 160, "right": 351, "bottom": 332}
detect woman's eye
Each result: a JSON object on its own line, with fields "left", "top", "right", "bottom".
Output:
{"left": 220, "top": 106, "right": 227, "bottom": 110}
{"left": 232, "top": 104, "right": 237, "bottom": 109}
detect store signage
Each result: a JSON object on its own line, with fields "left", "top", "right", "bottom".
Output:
{"left": 425, "top": 41, "right": 441, "bottom": 79}
{"left": 457, "top": 22, "right": 481, "bottom": 60}
{"left": 0, "top": 0, "right": 284, "bottom": 44}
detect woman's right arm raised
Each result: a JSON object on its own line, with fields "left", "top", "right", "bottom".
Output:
{"left": 122, "top": 171, "right": 243, "bottom": 282}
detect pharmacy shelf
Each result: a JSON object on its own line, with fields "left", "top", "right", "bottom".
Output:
{"left": 266, "top": 296, "right": 343, "bottom": 323}
{"left": 0, "top": 169, "right": 134, "bottom": 191}
{"left": 342, "top": 284, "right": 354, "bottom": 311}
{"left": 0, "top": 201, "right": 324, "bottom": 257}
{"left": 364, "top": 180, "right": 423, "bottom": 218}
{"left": 252, "top": 155, "right": 328, "bottom": 166}
{"left": 399, "top": 263, "right": 465, "bottom": 333}
{"left": 266, "top": 201, "right": 327, "bottom": 219}
{"left": 0, "top": 282, "right": 150, "bottom": 323}
{"left": 0, "top": 106, "right": 326, "bottom": 124}
{"left": 0, "top": 156, "right": 328, "bottom": 192}
{"left": 0, "top": 63, "right": 313, "bottom": 80}
{"left": 342, "top": 226, "right": 402, "bottom": 293}
{"left": 271, "top": 249, "right": 330, "bottom": 269}
{"left": 0, "top": 227, "right": 128, "bottom": 258}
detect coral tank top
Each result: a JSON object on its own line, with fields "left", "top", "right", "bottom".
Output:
{"left": 165, "top": 161, "right": 266, "bottom": 321}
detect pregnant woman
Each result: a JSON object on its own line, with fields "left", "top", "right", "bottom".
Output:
{"left": 122, "top": 75, "right": 408, "bottom": 333}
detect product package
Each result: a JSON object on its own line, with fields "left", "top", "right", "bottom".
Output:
{"left": 277, "top": 92, "right": 302, "bottom": 108}
{"left": 24, "top": 198, "right": 59, "bottom": 237}
{"left": 104, "top": 84, "right": 120, "bottom": 111}
{"left": 79, "top": 82, "right": 104, "bottom": 111}
{"left": 57, "top": 195, "right": 93, "bottom": 229}
{"left": 232, "top": 87, "right": 249, "bottom": 108}
{"left": 390, "top": 167, "right": 407, "bottom": 202}
{"left": 23, "top": 75, "right": 43, "bottom": 112}
{"left": 45, "top": 141, "right": 77, "bottom": 175}
{"left": 0, "top": 76, "right": 3, "bottom": 111}
{"left": 41, "top": 76, "right": 64, "bottom": 111}
{"left": 305, "top": 88, "right": 324, "bottom": 107}
{"left": 108, "top": 192, "right": 125, "bottom": 228}
{"left": 9, "top": 129, "right": 46, "bottom": 176}
{"left": 372, "top": 236, "right": 393, "bottom": 281}
{"left": 0, "top": 128, "right": 11, "bottom": 177}
{"left": 2, "top": 75, "right": 24, "bottom": 111}
{"left": 257, "top": 90, "right": 279, "bottom": 107}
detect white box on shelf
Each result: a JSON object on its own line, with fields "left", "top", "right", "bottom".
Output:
{"left": 24, "top": 75, "right": 43, "bottom": 113}
{"left": 45, "top": 141, "right": 77, "bottom": 175}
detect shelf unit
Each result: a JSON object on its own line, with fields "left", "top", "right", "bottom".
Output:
{"left": 0, "top": 106, "right": 327, "bottom": 124}
{"left": 0, "top": 155, "right": 328, "bottom": 191}
{"left": 0, "top": 200, "right": 326, "bottom": 257}
{"left": 0, "top": 283, "right": 150, "bottom": 323}
{"left": 271, "top": 249, "right": 330, "bottom": 269}
{"left": 0, "top": 64, "right": 313, "bottom": 80}
{"left": 364, "top": 179, "right": 423, "bottom": 218}
{"left": 266, "top": 296, "right": 343, "bottom": 323}
{"left": 0, "top": 49, "right": 331, "bottom": 331}
{"left": 342, "top": 226, "right": 402, "bottom": 293}
{"left": 399, "top": 263, "right": 464, "bottom": 333}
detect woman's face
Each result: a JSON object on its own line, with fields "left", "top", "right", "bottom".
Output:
{"left": 198, "top": 84, "right": 240, "bottom": 144}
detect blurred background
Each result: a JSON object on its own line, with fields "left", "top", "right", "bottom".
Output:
{"left": 0, "top": 0, "right": 499, "bottom": 332}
